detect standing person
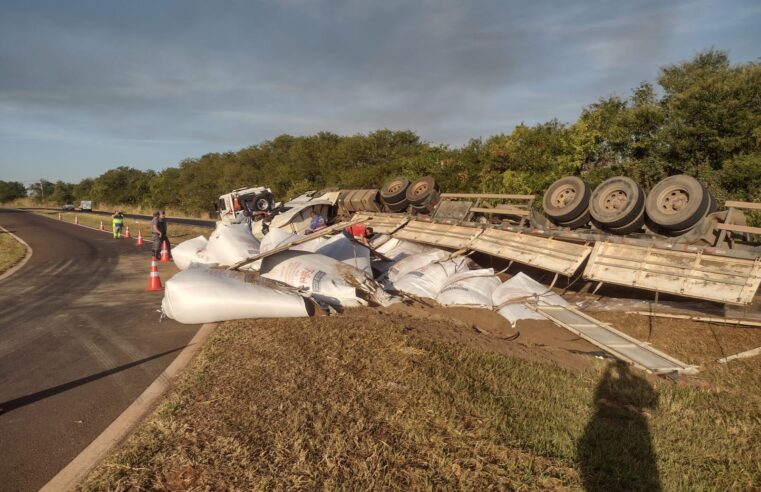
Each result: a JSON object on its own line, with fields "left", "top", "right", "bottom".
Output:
{"left": 305, "top": 208, "right": 326, "bottom": 234}
{"left": 111, "top": 211, "right": 124, "bottom": 239}
{"left": 158, "top": 210, "right": 173, "bottom": 260}
{"left": 150, "top": 211, "right": 162, "bottom": 259}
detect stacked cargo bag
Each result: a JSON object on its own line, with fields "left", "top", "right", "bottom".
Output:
{"left": 205, "top": 222, "right": 261, "bottom": 268}
{"left": 391, "top": 256, "right": 474, "bottom": 299}
{"left": 371, "top": 237, "right": 434, "bottom": 274}
{"left": 491, "top": 272, "right": 569, "bottom": 326}
{"left": 172, "top": 236, "right": 212, "bottom": 270}
{"left": 436, "top": 268, "right": 501, "bottom": 306}
{"left": 260, "top": 251, "right": 367, "bottom": 307}
{"left": 161, "top": 268, "right": 311, "bottom": 324}
{"left": 294, "top": 234, "right": 372, "bottom": 275}
{"left": 386, "top": 249, "right": 451, "bottom": 284}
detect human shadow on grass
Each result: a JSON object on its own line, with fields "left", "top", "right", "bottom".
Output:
{"left": 578, "top": 361, "right": 661, "bottom": 492}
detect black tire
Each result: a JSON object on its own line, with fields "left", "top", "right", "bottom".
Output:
{"left": 645, "top": 175, "right": 708, "bottom": 231}
{"left": 604, "top": 206, "right": 646, "bottom": 235}
{"left": 410, "top": 190, "right": 441, "bottom": 215}
{"left": 589, "top": 177, "right": 645, "bottom": 229}
{"left": 380, "top": 177, "right": 410, "bottom": 203}
{"left": 556, "top": 208, "right": 591, "bottom": 229}
{"left": 542, "top": 176, "right": 590, "bottom": 223}
{"left": 254, "top": 193, "right": 273, "bottom": 212}
{"left": 385, "top": 198, "right": 410, "bottom": 213}
{"left": 706, "top": 189, "right": 717, "bottom": 214}
{"left": 406, "top": 176, "right": 439, "bottom": 206}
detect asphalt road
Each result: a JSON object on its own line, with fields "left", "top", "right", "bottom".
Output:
{"left": 25, "top": 207, "right": 215, "bottom": 228}
{"left": 0, "top": 209, "right": 200, "bottom": 491}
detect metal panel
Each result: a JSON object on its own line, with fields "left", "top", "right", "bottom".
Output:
{"left": 584, "top": 242, "right": 761, "bottom": 305}
{"left": 352, "top": 214, "right": 409, "bottom": 234}
{"left": 470, "top": 228, "right": 592, "bottom": 276}
{"left": 394, "top": 220, "right": 480, "bottom": 249}
{"left": 531, "top": 304, "right": 698, "bottom": 374}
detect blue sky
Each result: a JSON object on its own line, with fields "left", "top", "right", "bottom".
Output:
{"left": 1, "top": 0, "right": 759, "bottom": 185}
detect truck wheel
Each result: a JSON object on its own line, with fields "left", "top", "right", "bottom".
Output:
{"left": 556, "top": 207, "right": 591, "bottom": 229}
{"left": 589, "top": 177, "right": 645, "bottom": 229}
{"left": 385, "top": 198, "right": 410, "bottom": 213}
{"left": 406, "top": 176, "right": 439, "bottom": 206}
{"left": 604, "top": 206, "right": 646, "bottom": 235}
{"left": 542, "top": 176, "right": 590, "bottom": 223}
{"left": 381, "top": 177, "right": 410, "bottom": 204}
{"left": 645, "top": 175, "right": 708, "bottom": 231}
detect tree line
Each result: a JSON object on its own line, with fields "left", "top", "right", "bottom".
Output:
{"left": 2, "top": 49, "right": 759, "bottom": 214}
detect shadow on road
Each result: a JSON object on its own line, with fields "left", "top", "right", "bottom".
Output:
{"left": 0, "top": 346, "right": 186, "bottom": 415}
{"left": 578, "top": 361, "right": 661, "bottom": 491}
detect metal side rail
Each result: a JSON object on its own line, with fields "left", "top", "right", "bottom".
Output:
{"left": 528, "top": 304, "right": 699, "bottom": 375}
{"left": 583, "top": 242, "right": 761, "bottom": 305}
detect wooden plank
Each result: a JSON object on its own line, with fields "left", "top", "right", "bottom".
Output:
{"left": 441, "top": 193, "right": 536, "bottom": 200}
{"left": 470, "top": 207, "right": 529, "bottom": 216}
{"left": 228, "top": 218, "right": 365, "bottom": 270}
{"left": 719, "top": 346, "right": 761, "bottom": 363}
{"left": 725, "top": 200, "right": 761, "bottom": 211}
{"left": 715, "top": 222, "right": 761, "bottom": 235}
{"left": 626, "top": 311, "right": 761, "bottom": 328}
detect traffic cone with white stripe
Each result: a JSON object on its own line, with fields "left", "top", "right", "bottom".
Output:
{"left": 74, "top": 216, "right": 79, "bottom": 225}
{"left": 136, "top": 230, "right": 144, "bottom": 246}
{"left": 146, "top": 257, "right": 163, "bottom": 291}
{"left": 58, "top": 212, "right": 62, "bottom": 220}
{"left": 99, "top": 221, "right": 104, "bottom": 231}
{"left": 160, "top": 240, "right": 171, "bottom": 263}
{"left": 125, "top": 226, "right": 131, "bottom": 238}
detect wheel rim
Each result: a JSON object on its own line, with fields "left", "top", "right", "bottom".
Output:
{"left": 657, "top": 186, "right": 690, "bottom": 215}
{"left": 551, "top": 185, "right": 576, "bottom": 208}
{"left": 256, "top": 198, "right": 269, "bottom": 210}
{"left": 388, "top": 181, "right": 403, "bottom": 193}
{"left": 411, "top": 182, "right": 429, "bottom": 197}
{"left": 601, "top": 189, "right": 628, "bottom": 212}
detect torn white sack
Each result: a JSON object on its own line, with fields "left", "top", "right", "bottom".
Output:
{"left": 492, "top": 272, "right": 569, "bottom": 326}
{"left": 436, "top": 268, "right": 501, "bottom": 306}
{"left": 294, "top": 234, "right": 372, "bottom": 275}
{"left": 161, "top": 268, "right": 310, "bottom": 324}
{"left": 386, "top": 249, "right": 451, "bottom": 283}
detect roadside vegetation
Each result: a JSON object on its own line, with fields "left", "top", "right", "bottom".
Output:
{"left": 0, "top": 229, "right": 27, "bottom": 275}
{"left": 3, "top": 50, "right": 760, "bottom": 221}
{"left": 81, "top": 308, "right": 761, "bottom": 491}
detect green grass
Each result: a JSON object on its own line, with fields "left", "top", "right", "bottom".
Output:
{"left": 80, "top": 312, "right": 761, "bottom": 491}
{"left": 0, "top": 229, "right": 26, "bottom": 275}
{"left": 28, "top": 209, "right": 210, "bottom": 242}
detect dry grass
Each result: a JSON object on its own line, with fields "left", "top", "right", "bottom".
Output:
{"left": 26, "top": 209, "right": 210, "bottom": 242}
{"left": 0, "top": 229, "right": 27, "bottom": 275}
{"left": 80, "top": 310, "right": 761, "bottom": 491}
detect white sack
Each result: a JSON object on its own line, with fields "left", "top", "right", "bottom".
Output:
{"left": 161, "top": 268, "right": 309, "bottom": 324}
{"left": 261, "top": 251, "right": 365, "bottom": 307}
{"left": 387, "top": 249, "right": 450, "bottom": 283}
{"left": 436, "top": 268, "right": 501, "bottom": 306}
{"left": 259, "top": 228, "right": 297, "bottom": 254}
{"left": 172, "top": 235, "right": 211, "bottom": 271}
{"left": 492, "top": 272, "right": 569, "bottom": 326}
{"left": 294, "top": 234, "right": 372, "bottom": 275}
{"left": 205, "top": 222, "right": 261, "bottom": 267}
{"left": 392, "top": 256, "right": 474, "bottom": 299}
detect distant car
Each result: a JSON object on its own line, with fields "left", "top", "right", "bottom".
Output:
{"left": 62, "top": 203, "right": 75, "bottom": 211}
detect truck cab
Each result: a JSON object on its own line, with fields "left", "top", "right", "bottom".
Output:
{"left": 216, "top": 187, "right": 275, "bottom": 224}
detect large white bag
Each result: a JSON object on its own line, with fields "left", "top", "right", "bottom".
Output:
{"left": 436, "top": 268, "right": 501, "bottom": 306}
{"left": 205, "top": 222, "right": 261, "bottom": 267}
{"left": 492, "top": 272, "right": 569, "bottom": 326}
{"left": 387, "top": 249, "right": 450, "bottom": 283}
{"left": 392, "top": 256, "right": 474, "bottom": 299}
{"left": 259, "top": 228, "right": 297, "bottom": 254}
{"left": 295, "top": 234, "right": 372, "bottom": 275}
{"left": 374, "top": 237, "right": 432, "bottom": 261}
{"left": 260, "top": 251, "right": 365, "bottom": 307}
{"left": 161, "top": 268, "right": 310, "bottom": 324}
{"left": 172, "top": 236, "right": 211, "bottom": 270}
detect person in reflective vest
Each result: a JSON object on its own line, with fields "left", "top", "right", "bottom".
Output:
{"left": 111, "top": 211, "right": 124, "bottom": 239}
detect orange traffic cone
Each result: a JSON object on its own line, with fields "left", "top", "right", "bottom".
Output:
{"left": 99, "top": 221, "right": 104, "bottom": 231}
{"left": 136, "top": 230, "right": 144, "bottom": 246}
{"left": 74, "top": 216, "right": 79, "bottom": 225}
{"left": 160, "top": 240, "right": 171, "bottom": 263}
{"left": 125, "top": 226, "right": 131, "bottom": 238}
{"left": 146, "top": 257, "right": 163, "bottom": 291}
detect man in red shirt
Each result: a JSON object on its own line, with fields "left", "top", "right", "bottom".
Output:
{"left": 344, "top": 223, "right": 374, "bottom": 245}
